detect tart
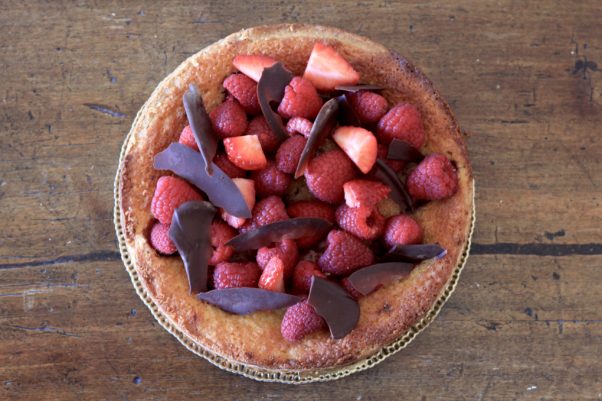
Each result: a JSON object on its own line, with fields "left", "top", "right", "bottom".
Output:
{"left": 115, "top": 24, "right": 474, "bottom": 382}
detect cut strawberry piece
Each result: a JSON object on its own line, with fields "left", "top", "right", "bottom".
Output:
{"left": 258, "top": 257, "right": 285, "bottom": 292}
{"left": 303, "top": 43, "right": 360, "bottom": 91}
{"left": 343, "top": 179, "right": 391, "bottom": 209}
{"left": 332, "top": 126, "right": 377, "bottom": 174}
{"left": 223, "top": 135, "right": 268, "bottom": 171}
{"left": 232, "top": 54, "right": 278, "bottom": 82}
{"left": 221, "top": 178, "right": 256, "bottom": 228}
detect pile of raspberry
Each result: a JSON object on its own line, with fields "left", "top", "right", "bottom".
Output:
{"left": 149, "top": 43, "right": 459, "bottom": 342}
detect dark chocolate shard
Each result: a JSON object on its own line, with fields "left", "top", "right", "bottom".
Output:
{"left": 347, "top": 262, "right": 414, "bottom": 296}
{"left": 385, "top": 244, "right": 447, "bottom": 262}
{"left": 154, "top": 143, "right": 251, "bottom": 218}
{"left": 308, "top": 276, "right": 359, "bottom": 339}
{"left": 295, "top": 98, "right": 340, "bottom": 178}
{"left": 334, "top": 84, "right": 384, "bottom": 93}
{"left": 371, "top": 158, "right": 414, "bottom": 212}
{"left": 257, "top": 62, "right": 294, "bottom": 141}
{"left": 183, "top": 84, "right": 217, "bottom": 175}
{"left": 387, "top": 139, "right": 424, "bottom": 162}
{"left": 197, "top": 287, "right": 301, "bottom": 315}
{"left": 226, "top": 218, "right": 332, "bottom": 251}
{"left": 336, "top": 94, "right": 360, "bottom": 126}
{"left": 169, "top": 201, "right": 216, "bottom": 294}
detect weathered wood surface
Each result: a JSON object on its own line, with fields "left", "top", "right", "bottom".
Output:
{"left": 1, "top": 1, "right": 601, "bottom": 400}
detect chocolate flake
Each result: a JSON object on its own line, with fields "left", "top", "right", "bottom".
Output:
{"left": 226, "top": 218, "right": 332, "bottom": 251}
{"left": 183, "top": 84, "right": 217, "bottom": 175}
{"left": 295, "top": 98, "right": 340, "bottom": 178}
{"left": 257, "top": 62, "right": 293, "bottom": 141}
{"left": 347, "top": 262, "right": 414, "bottom": 296}
{"left": 154, "top": 143, "right": 251, "bottom": 218}
{"left": 336, "top": 94, "right": 360, "bottom": 126}
{"left": 384, "top": 244, "right": 447, "bottom": 262}
{"left": 371, "top": 158, "right": 413, "bottom": 212}
{"left": 197, "top": 287, "right": 301, "bottom": 315}
{"left": 308, "top": 276, "right": 359, "bottom": 339}
{"left": 334, "top": 84, "right": 384, "bottom": 93}
{"left": 387, "top": 139, "right": 424, "bottom": 162}
{"left": 169, "top": 201, "right": 216, "bottom": 294}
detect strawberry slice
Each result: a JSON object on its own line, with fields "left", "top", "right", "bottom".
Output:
{"left": 233, "top": 55, "right": 278, "bottom": 82}
{"left": 303, "top": 43, "right": 360, "bottom": 91}
{"left": 222, "top": 178, "right": 256, "bottom": 228}
{"left": 332, "top": 126, "right": 377, "bottom": 174}
{"left": 258, "top": 257, "right": 285, "bottom": 292}
{"left": 223, "top": 135, "right": 268, "bottom": 170}
{"left": 343, "top": 179, "right": 390, "bottom": 209}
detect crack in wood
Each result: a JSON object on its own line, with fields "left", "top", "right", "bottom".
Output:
{"left": 83, "top": 103, "right": 127, "bottom": 118}
{"left": 0, "top": 251, "right": 121, "bottom": 270}
{"left": 5, "top": 324, "right": 79, "bottom": 337}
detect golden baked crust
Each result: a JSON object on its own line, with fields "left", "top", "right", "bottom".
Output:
{"left": 117, "top": 24, "right": 473, "bottom": 372}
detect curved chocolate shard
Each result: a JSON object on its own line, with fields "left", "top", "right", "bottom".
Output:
{"left": 226, "top": 218, "right": 332, "bottom": 251}
{"left": 335, "top": 94, "right": 360, "bottom": 126}
{"left": 154, "top": 143, "right": 251, "bottom": 218}
{"left": 334, "top": 84, "right": 384, "bottom": 93}
{"left": 347, "top": 262, "right": 414, "bottom": 296}
{"left": 308, "top": 276, "right": 359, "bottom": 339}
{"left": 371, "top": 158, "right": 414, "bottom": 212}
{"left": 385, "top": 244, "right": 447, "bottom": 262}
{"left": 295, "top": 98, "right": 340, "bottom": 178}
{"left": 183, "top": 84, "right": 217, "bottom": 175}
{"left": 169, "top": 201, "right": 216, "bottom": 294}
{"left": 257, "top": 62, "right": 294, "bottom": 141}
{"left": 197, "top": 287, "right": 301, "bottom": 315}
{"left": 387, "top": 139, "right": 424, "bottom": 162}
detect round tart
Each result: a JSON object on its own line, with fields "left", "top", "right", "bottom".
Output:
{"left": 115, "top": 24, "right": 474, "bottom": 382}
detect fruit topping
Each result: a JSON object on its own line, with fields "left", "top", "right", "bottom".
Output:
{"left": 287, "top": 200, "right": 336, "bottom": 248}
{"left": 178, "top": 125, "right": 198, "bottom": 150}
{"left": 244, "top": 195, "right": 288, "bottom": 231}
{"left": 256, "top": 239, "right": 298, "bottom": 280}
{"left": 305, "top": 149, "right": 357, "bottom": 204}
{"left": 223, "top": 135, "right": 268, "bottom": 170}
{"left": 183, "top": 84, "right": 217, "bottom": 174}
{"left": 371, "top": 158, "right": 413, "bottom": 212}
{"left": 346, "top": 90, "right": 388, "bottom": 125}
{"left": 209, "top": 219, "right": 236, "bottom": 265}
{"left": 257, "top": 62, "right": 294, "bottom": 141}
{"left": 303, "top": 42, "right": 360, "bottom": 91}
{"left": 332, "top": 126, "right": 378, "bottom": 174}
{"left": 387, "top": 138, "right": 424, "bottom": 162}
{"left": 276, "top": 134, "right": 307, "bottom": 174}
{"left": 258, "top": 257, "right": 286, "bottom": 292}
{"left": 212, "top": 261, "right": 261, "bottom": 289}
{"left": 347, "top": 262, "right": 414, "bottom": 296}
{"left": 213, "top": 153, "right": 245, "bottom": 179}
{"left": 291, "top": 260, "right": 326, "bottom": 294}
{"left": 318, "top": 230, "right": 374, "bottom": 276}
{"left": 223, "top": 73, "right": 261, "bottom": 115}
{"left": 221, "top": 178, "right": 255, "bottom": 228}
{"left": 407, "top": 153, "right": 459, "bottom": 200}
{"left": 150, "top": 221, "right": 177, "bottom": 255}
{"left": 335, "top": 204, "right": 385, "bottom": 240}
{"left": 210, "top": 96, "right": 248, "bottom": 139}
{"left": 285, "top": 117, "right": 313, "bottom": 137}
{"left": 233, "top": 54, "right": 278, "bottom": 82}
{"left": 198, "top": 287, "right": 301, "bottom": 314}
{"left": 151, "top": 176, "right": 204, "bottom": 225}
{"left": 376, "top": 103, "right": 425, "bottom": 148}
{"left": 307, "top": 276, "right": 359, "bottom": 339}
{"left": 251, "top": 162, "right": 291, "bottom": 197}
{"left": 246, "top": 115, "right": 282, "bottom": 154}
{"left": 277, "top": 76, "right": 323, "bottom": 119}
{"left": 281, "top": 300, "right": 326, "bottom": 342}
{"left": 383, "top": 214, "right": 423, "bottom": 248}
{"left": 343, "top": 179, "right": 390, "bottom": 209}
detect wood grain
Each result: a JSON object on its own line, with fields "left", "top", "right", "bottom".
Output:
{"left": 1, "top": 1, "right": 601, "bottom": 400}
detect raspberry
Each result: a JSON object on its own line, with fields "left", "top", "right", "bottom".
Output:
{"left": 347, "top": 90, "right": 388, "bottom": 125}
{"left": 377, "top": 144, "right": 405, "bottom": 172}
{"left": 336, "top": 204, "right": 385, "bottom": 240}
{"left": 287, "top": 200, "right": 335, "bottom": 248}
{"left": 251, "top": 162, "right": 292, "bottom": 197}
{"left": 291, "top": 260, "right": 326, "bottom": 294}
{"left": 178, "top": 125, "right": 198, "bottom": 150}
{"left": 151, "top": 176, "right": 203, "bottom": 225}
{"left": 210, "top": 97, "right": 248, "bottom": 139}
{"left": 213, "top": 262, "right": 261, "bottom": 289}
{"left": 258, "top": 257, "right": 285, "bottom": 292}
{"left": 149, "top": 221, "right": 177, "bottom": 255}
{"left": 318, "top": 230, "right": 374, "bottom": 276}
{"left": 286, "top": 117, "right": 313, "bottom": 137}
{"left": 281, "top": 301, "right": 326, "bottom": 342}
{"left": 209, "top": 219, "right": 236, "bottom": 265}
{"left": 275, "top": 135, "right": 307, "bottom": 174}
{"left": 213, "top": 153, "right": 245, "bottom": 178}
{"left": 256, "top": 239, "right": 298, "bottom": 280}
{"left": 376, "top": 103, "right": 425, "bottom": 148}
{"left": 340, "top": 277, "right": 363, "bottom": 300}
{"left": 305, "top": 149, "right": 357, "bottom": 204}
{"left": 277, "top": 77, "right": 323, "bottom": 119}
{"left": 406, "top": 153, "right": 458, "bottom": 200}
{"left": 383, "top": 215, "right": 423, "bottom": 248}
{"left": 223, "top": 73, "right": 261, "bottom": 115}
{"left": 242, "top": 195, "right": 289, "bottom": 231}
{"left": 343, "top": 179, "right": 391, "bottom": 209}
{"left": 246, "top": 115, "right": 281, "bottom": 154}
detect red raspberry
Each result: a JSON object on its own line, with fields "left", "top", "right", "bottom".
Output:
{"left": 213, "top": 262, "right": 261, "bottom": 289}
{"left": 287, "top": 200, "right": 336, "bottom": 248}
{"left": 318, "top": 230, "right": 374, "bottom": 276}
{"left": 277, "top": 77, "right": 323, "bottom": 120}
{"left": 286, "top": 117, "right": 313, "bottom": 137}
{"left": 305, "top": 149, "right": 357, "bottom": 204}
{"left": 242, "top": 196, "right": 289, "bottom": 231}
{"left": 340, "top": 277, "right": 363, "bottom": 300}
{"left": 210, "top": 97, "right": 248, "bottom": 139}
{"left": 246, "top": 115, "right": 281, "bottom": 154}
{"left": 258, "top": 257, "right": 285, "bottom": 292}
{"left": 256, "top": 239, "right": 298, "bottom": 280}
{"left": 281, "top": 301, "right": 326, "bottom": 342}
{"left": 383, "top": 214, "right": 423, "bottom": 248}
{"left": 376, "top": 103, "right": 425, "bottom": 148}
{"left": 275, "top": 135, "right": 307, "bottom": 174}
{"left": 377, "top": 144, "right": 405, "bottom": 172}
{"left": 336, "top": 204, "right": 385, "bottom": 240}
{"left": 291, "top": 260, "right": 326, "bottom": 294}
{"left": 178, "top": 125, "right": 198, "bottom": 150}
{"left": 213, "top": 153, "right": 245, "bottom": 178}
{"left": 343, "top": 179, "right": 391, "bottom": 209}
{"left": 406, "top": 153, "right": 458, "bottom": 200}
{"left": 223, "top": 73, "right": 261, "bottom": 115}
{"left": 150, "top": 221, "right": 177, "bottom": 255}
{"left": 347, "top": 90, "right": 388, "bottom": 125}
{"left": 251, "top": 162, "right": 292, "bottom": 197}
{"left": 151, "top": 176, "right": 203, "bottom": 225}
{"left": 209, "top": 219, "right": 236, "bottom": 265}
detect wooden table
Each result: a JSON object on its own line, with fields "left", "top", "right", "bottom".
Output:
{"left": 1, "top": 1, "right": 601, "bottom": 400}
